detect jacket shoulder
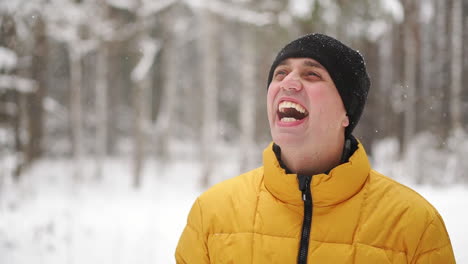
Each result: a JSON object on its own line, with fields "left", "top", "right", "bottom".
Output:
{"left": 361, "top": 170, "right": 452, "bottom": 259}
{"left": 200, "top": 166, "right": 263, "bottom": 202}
{"left": 196, "top": 167, "right": 264, "bottom": 234}
{"left": 368, "top": 170, "right": 439, "bottom": 218}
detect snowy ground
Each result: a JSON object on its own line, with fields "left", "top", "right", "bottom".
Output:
{"left": 0, "top": 156, "right": 467, "bottom": 264}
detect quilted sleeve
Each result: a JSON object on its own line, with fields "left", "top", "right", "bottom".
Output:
{"left": 175, "top": 199, "right": 210, "bottom": 264}
{"left": 412, "top": 212, "right": 456, "bottom": 264}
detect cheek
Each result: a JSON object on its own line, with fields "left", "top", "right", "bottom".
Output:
{"left": 306, "top": 86, "right": 332, "bottom": 108}
{"left": 266, "top": 84, "right": 279, "bottom": 115}
{"left": 307, "top": 86, "right": 346, "bottom": 116}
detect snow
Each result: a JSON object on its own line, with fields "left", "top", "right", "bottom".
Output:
{"left": 131, "top": 38, "right": 161, "bottom": 83}
{"left": 289, "top": 0, "right": 314, "bottom": 19}
{"left": 0, "top": 157, "right": 204, "bottom": 264}
{"left": 184, "top": 0, "right": 274, "bottom": 26}
{"left": 0, "top": 0, "right": 21, "bottom": 13}
{"left": 380, "top": 0, "right": 404, "bottom": 23}
{"left": 138, "top": 0, "right": 177, "bottom": 18}
{"left": 367, "top": 20, "right": 389, "bottom": 42}
{"left": 0, "top": 47, "right": 18, "bottom": 72}
{"left": 419, "top": 1, "right": 434, "bottom": 24}
{"left": 105, "top": 0, "right": 137, "bottom": 11}
{"left": 412, "top": 185, "right": 468, "bottom": 256}
{"left": 320, "top": 0, "right": 339, "bottom": 26}
{"left": 1, "top": 151, "right": 467, "bottom": 263}
{"left": 373, "top": 133, "right": 468, "bottom": 186}
{"left": 0, "top": 74, "right": 36, "bottom": 93}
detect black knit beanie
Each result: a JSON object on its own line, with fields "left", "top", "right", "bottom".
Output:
{"left": 267, "top": 33, "right": 370, "bottom": 137}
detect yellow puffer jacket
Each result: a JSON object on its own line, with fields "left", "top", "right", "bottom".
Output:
{"left": 176, "top": 142, "right": 455, "bottom": 263}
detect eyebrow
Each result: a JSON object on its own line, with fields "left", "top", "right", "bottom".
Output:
{"left": 277, "top": 60, "right": 288, "bottom": 66}
{"left": 277, "top": 59, "right": 325, "bottom": 70}
{"left": 303, "top": 60, "right": 325, "bottom": 70}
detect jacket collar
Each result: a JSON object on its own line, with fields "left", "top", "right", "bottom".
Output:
{"left": 263, "top": 140, "right": 370, "bottom": 206}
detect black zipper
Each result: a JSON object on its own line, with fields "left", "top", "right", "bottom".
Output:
{"left": 297, "top": 174, "right": 313, "bottom": 264}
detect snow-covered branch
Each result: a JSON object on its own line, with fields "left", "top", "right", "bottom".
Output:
{"left": 106, "top": 0, "right": 177, "bottom": 17}
{"left": 138, "top": 0, "right": 178, "bottom": 18}
{"left": 0, "top": 74, "right": 37, "bottom": 93}
{"left": 184, "top": 0, "right": 274, "bottom": 26}
{"left": 0, "top": 47, "right": 18, "bottom": 72}
{"left": 131, "top": 38, "right": 161, "bottom": 82}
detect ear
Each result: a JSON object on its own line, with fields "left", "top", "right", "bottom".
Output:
{"left": 342, "top": 115, "right": 349, "bottom": 127}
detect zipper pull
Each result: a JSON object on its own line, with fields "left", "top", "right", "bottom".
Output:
{"left": 297, "top": 174, "right": 311, "bottom": 201}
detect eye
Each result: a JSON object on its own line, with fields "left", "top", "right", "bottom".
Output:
{"left": 274, "top": 69, "right": 288, "bottom": 80}
{"left": 275, "top": 70, "right": 287, "bottom": 76}
{"left": 304, "top": 71, "right": 321, "bottom": 80}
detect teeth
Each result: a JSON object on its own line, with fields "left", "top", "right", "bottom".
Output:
{"left": 278, "top": 101, "right": 306, "bottom": 113}
{"left": 281, "top": 117, "right": 298, "bottom": 122}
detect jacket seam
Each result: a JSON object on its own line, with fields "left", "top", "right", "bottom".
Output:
{"left": 250, "top": 177, "right": 262, "bottom": 264}
{"left": 355, "top": 242, "right": 406, "bottom": 254}
{"left": 374, "top": 171, "right": 439, "bottom": 214}
{"left": 410, "top": 215, "right": 436, "bottom": 263}
{"left": 414, "top": 242, "right": 452, "bottom": 259}
{"left": 351, "top": 178, "right": 368, "bottom": 264}
{"left": 196, "top": 198, "right": 205, "bottom": 235}
{"left": 352, "top": 176, "right": 369, "bottom": 244}
{"left": 186, "top": 222, "right": 200, "bottom": 235}
{"left": 209, "top": 231, "right": 296, "bottom": 239}
{"left": 195, "top": 198, "right": 210, "bottom": 262}
{"left": 208, "top": 231, "right": 407, "bottom": 253}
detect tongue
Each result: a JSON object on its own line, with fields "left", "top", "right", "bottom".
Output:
{"left": 279, "top": 108, "right": 307, "bottom": 120}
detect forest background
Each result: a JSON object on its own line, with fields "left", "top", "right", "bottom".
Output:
{"left": 0, "top": 0, "right": 467, "bottom": 263}
{"left": 1, "top": 0, "right": 467, "bottom": 186}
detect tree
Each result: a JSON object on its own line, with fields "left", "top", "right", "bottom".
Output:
{"left": 44, "top": 0, "right": 98, "bottom": 181}
{"left": 131, "top": 34, "right": 159, "bottom": 187}
{"left": 401, "top": 0, "right": 419, "bottom": 182}
{"left": 199, "top": 7, "right": 219, "bottom": 187}
{"left": 449, "top": 0, "right": 463, "bottom": 133}
{"left": 26, "top": 14, "right": 48, "bottom": 164}
{"left": 94, "top": 44, "right": 108, "bottom": 180}
{"left": 0, "top": 6, "right": 41, "bottom": 179}
{"left": 153, "top": 6, "right": 180, "bottom": 169}
{"left": 433, "top": 0, "right": 450, "bottom": 146}
{"left": 239, "top": 25, "right": 257, "bottom": 173}
{"left": 128, "top": 0, "right": 169, "bottom": 187}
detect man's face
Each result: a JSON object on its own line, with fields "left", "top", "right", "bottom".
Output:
{"left": 267, "top": 58, "right": 349, "bottom": 148}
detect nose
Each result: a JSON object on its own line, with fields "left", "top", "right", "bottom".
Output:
{"left": 280, "top": 71, "right": 302, "bottom": 92}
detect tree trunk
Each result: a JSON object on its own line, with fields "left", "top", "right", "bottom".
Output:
{"left": 106, "top": 43, "right": 120, "bottom": 156}
{"left": 131, "top": 33, "right": 155, "bottom": 188}
{"left": 418, "top": 0, "right": 434, "bottom": 133}
{"left": 132, "top": 79, "right": 145, "bottom": 188}
{"left": 402, "top": 0, "right": 419, "bottom": 183}
{"left": 450, "top": 0, "right": 463, "bottom": 133}
{"left": 433, "top": 0, "right": 449, "bottom": 146}
{"left": 377, "top": 25, "right": 394, "bottom": 139}
{"left": 239, "top": 26, "right": 256, "bottom": 173}
{"left": 27, "top": 16, "right": 48, "bottom": 164}
{"left": 94, "top": 45, "right": 108, "bottom": 180}
{"left": 13, "top": 90, "right": 25, "bottom": 179}
{"left": 200, "top": 8, "right": 218, "bottom": 188}
{"left": 154, "top": 25, "right": 178, "bottom": 166}
{"left": 69, "top": 48, "right": 84, "bottom": 182}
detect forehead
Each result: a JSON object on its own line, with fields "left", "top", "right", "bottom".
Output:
{"left": 277, "top": 58, "right": 326, "bottom": 70}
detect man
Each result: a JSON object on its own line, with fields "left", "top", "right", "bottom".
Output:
{"left": 175, "top": 33, "right": 455, "bottom": 263}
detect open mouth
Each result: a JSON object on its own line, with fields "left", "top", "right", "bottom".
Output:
{"left": 277, "top": 101, "right": 309, "bottom": 123}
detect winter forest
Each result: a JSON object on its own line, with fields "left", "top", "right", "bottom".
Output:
{"left": 0, "top": 0, "right": 467, "bottom": 263}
